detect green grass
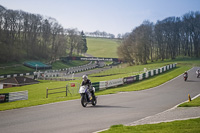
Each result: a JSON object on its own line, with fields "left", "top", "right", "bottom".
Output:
{"left": 178, "top": 96, "right": 200, "bottom": 107}
{"left": 0, "top": 65, "right": 33, "bottom": 75}
{"left": 86, "top": 37, "right": 120, "bottom": 58}
{"left": 100, "top": 118, "right": 200, "bottom": 133}
{"left": 0, "top": 80, "right": 81, "bottom": 111}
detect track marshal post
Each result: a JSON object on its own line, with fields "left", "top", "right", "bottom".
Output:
{"left": 188, "top": 94, "right": 191, "bottom": 102}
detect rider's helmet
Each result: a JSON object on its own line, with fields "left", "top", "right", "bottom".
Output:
{"left": 184, "top": 71, "right": 187, "bottom": 74}
{"left": 82, "top": 75, "right": 88, "bottom": 82}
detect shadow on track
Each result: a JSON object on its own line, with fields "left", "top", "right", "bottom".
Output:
{"left": 186, "top": 80, "right": 200, "bottom": 82}
{"left": 88, "top": 105, "right": 131, "bottom": 108}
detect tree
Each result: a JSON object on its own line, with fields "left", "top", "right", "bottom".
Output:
{"left": 118, "top": 21, "right": 153, "bottom": 64}
{"left": 81, "top": 31, "right": 88, "bottom": 54}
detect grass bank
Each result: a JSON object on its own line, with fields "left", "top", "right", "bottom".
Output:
{"left": 100, "top": 118, "right": 200, "bottom": 133}
{"left": 86, "top": 37, "right": 120, "bottom": 58}
{"left": 179, "top": 96, "right": 200, "bottom": 107}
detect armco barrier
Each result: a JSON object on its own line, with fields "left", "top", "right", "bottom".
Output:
{"left": 99, "top": 78, "right": 124, "bottom": 90}
{"left": 0, "top": 93, "right": 9, "bottom": 103}
{"left": 0, "top": 62, "right": 96, "bottom": 79}
{"left": 0, "top": 91, "right": 28, "bottom": 103}
{"left": 9, "top": 91, "right": 28, "bottom": 102}
{"left": 91, "top": 63, "right": 176, "bottom": 91}
{"left": 0, "top": 72, "right": 33, "bottom": 79}
{"left": 92, "top": 82, "right": 100, "bottom": 91}
{"left": 123, "top": 76, "right": 137, "bottom": 84}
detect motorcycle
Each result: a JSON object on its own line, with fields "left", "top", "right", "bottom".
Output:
{"left": 196, "top": 71, "right": 200, "bottom": 78}
{"left": 79, "top": 85, "right": 97, "bottom": 107}
{"left": 183, "top": 74, "right": 188, "bottom": 81}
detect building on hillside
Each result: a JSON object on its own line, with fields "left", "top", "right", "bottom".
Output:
{"left": 0, "top": 76, "right": 39, "bottom": 89}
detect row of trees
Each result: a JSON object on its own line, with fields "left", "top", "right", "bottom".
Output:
{"left": 85, "top": 30, "right": 115, "bottom": 38}
{"left": 0, "top": 5, "right": 87, "bottom": 63}
{"left": 118, "top": 11, "right": 200, "bottom": 65}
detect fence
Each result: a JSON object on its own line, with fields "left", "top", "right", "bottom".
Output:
{"left": 46, "top": 82, "right": 80, "bottom": 98}
{"left": 46, "top": 86, "right": 68, "bottom": 98}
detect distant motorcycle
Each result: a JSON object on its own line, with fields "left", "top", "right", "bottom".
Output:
{"left": 79, "top": 85, "right": 97, "bottom": 107}
{"left": 196, "top": 71, "right": 200, "bottom": 78}
{"left": 183, "top": 74, "right": 188, "bottom": 81}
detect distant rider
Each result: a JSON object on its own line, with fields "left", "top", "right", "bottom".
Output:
{"left": 81, "top": 75, "right": 94, "bottom": 97}
{"left": 196, "top": 69, "right": 200, "bottom": 78}
{"left": 183, "top": 71, "right": 188, "bottom": 78}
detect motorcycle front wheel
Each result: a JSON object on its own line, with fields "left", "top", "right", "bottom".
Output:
{"left": 91, "top": 95, "right": 97, "bottom": 106}
{"left": 81, "top": 94, "right": 88, "bottom": 107}
{"left": 184, "top": 77, "right": 187, "bottom": 81}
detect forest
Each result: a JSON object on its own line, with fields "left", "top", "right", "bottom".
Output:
{"left": 0, "top": 5, "right": 87, "bottom": 63}
{"left": 118, "top": 11, "right": 200, "bottom": 65}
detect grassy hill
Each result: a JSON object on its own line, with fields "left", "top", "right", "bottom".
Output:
{"left": 86, "top": 37, "right": 120, "bottom": 58}
{"left": 0, "top": 37, "right": 119, "bottom": 75}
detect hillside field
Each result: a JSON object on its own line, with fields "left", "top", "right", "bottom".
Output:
{"left": 86, "top": 37, "right": 120, "bottom": 58}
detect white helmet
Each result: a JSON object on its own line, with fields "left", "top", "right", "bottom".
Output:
{"left": 82, "top": 75, "right": 88, "bottom": 80}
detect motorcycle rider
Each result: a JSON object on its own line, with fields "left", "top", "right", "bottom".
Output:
{"left": 196, "top": 69, "right": 200, "bottom": 78}
{"left": 81, "top": 75, "right": 94, "bottom": 100}
{"left": 183, "top": 71, "right": 188, "bottom": 78}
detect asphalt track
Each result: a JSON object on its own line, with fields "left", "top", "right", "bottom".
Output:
{"left": 1, "top": 67, "right": 200, "bottom": 133}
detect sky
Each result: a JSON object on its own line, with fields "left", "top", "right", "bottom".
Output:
{"left": 1, "top": 0, "right": 200, "bottom": 36}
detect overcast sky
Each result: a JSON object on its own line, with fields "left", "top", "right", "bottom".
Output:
{"left": 1, "top": 0, "right": 200, "bottom": 36}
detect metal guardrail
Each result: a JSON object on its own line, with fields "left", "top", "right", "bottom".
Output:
{"left": 9, "top": 91, "right": 28, "bottom": 102}
{"left": 0, "top": 90, "right": 28, "bottom": 103}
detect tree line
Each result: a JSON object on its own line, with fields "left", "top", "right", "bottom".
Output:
{"left": 85, "top": 30, "right": 115, "bottom": 38}
{"left": 0, "top": 5, "right": 87, "bottom": 63}
{"left": 118, "top": 11, "right": 200, "bottom": 65}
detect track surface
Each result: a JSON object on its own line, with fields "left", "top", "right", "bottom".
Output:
{"left": 1, "top": 67, "right": 200, "bottom": 133}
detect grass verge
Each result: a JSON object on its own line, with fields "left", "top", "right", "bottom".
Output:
{"left": 178, "top": 96, "right": 200, "bottom": 107}
{"left": 100, "top": 118, "right": 200, "bottom": 133}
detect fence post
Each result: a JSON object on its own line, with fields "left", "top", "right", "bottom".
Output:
{"left": 66, "top": 85, "right": 68, "bottom": 96}
{"left": 46, "top": 87, "right": 48, "bottom": 98}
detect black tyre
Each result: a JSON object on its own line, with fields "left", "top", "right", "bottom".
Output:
{"left": 81, "top": 94, "right": 87, "bottom": 107}
{"left": 91, "top": 95, "right": 97, "bottom": 106}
